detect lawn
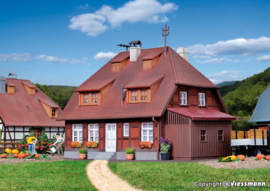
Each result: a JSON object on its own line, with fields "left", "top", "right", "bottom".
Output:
{"left": 109, "top": 162, "right": 270, "bottom": 190}
{"left": 0, "top": 161, "right": 97, "bottom": 191}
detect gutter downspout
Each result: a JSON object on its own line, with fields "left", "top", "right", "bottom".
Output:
{"left": 152, "top": 117, "right": 160, "bottom": 160}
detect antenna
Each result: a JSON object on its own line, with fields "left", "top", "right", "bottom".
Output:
{"left": 162, "top": 25, "right": 170, "bottom": 56}
{"left": 117, "top": 44, "right": 130, "bottom": 51}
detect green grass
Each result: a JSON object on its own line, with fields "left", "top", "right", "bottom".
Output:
{"left": 109, "top": 162, "right": 270, "bottom": 190}
{"left": 0, "top": 161, "right": 97, "bottom": 191}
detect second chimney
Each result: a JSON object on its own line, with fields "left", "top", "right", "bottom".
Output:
{"left": 177, "top": 47, "right": 189, "bottom": 62}
{"left": 0, "top": 76, "right": 6, "bottom": 94}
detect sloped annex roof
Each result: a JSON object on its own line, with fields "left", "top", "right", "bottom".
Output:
{"left": 59, "top": 47, "right": 219, "bottom": 121}
{"left": 168, "top": 108, "right": 236, "bottom": 121}
{"left": 0, "top": 78, "right": 64, "bottom": 127}
{"left": 249, "top": 86, "right": 270, "bottom": 123}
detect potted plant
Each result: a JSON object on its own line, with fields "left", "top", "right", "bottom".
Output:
{"left": 159, "top": 137, "right": 171, "bottom": 160}
{"left": 79, "top": 148, "right": 87, "bottom": 160}
{"left": 86, "top": 141, "right": 98, "bottom": 148}
{"left": 139, "top": 141, "right": 152, "bottom": 149}
{"left": 125, "top": 147, "right": 135, "bottom": 160}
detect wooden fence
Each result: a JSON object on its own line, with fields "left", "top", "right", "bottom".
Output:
{"left": 0, "top": 142, "right": 18, "bottom": 149}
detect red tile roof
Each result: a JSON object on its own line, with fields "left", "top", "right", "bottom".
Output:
{"left": 39, "top": 98, "right": 61, "bottom": 108}
{"left": 170, "top": 50, "right": 218, "bottom": 88}
{"left": 0, "top": 78, "right": 64, "bottom": 127}
{"left": 124, "top": 74, "right": 164, "bottom": 89}
{"left": 141, "top": 49, "right": 163, "bottom": 60}
{"left": 22, "top": 81, "right": 36, "bottom": 88}
{"left": 168, "top": 108, "right": 236, "bottom": 121}
{"left": 59, "top": 47, "right": 219, "bottom": 120}
{"left": 110, "top": 51, "right": 130, "bottom": 63}
{"left": 6, "top": 81, "right": 15, "bottom": 87}
{"left": 75, "top": 77, "right": 116, "bottom": 92}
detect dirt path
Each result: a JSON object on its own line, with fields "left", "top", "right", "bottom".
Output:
{"left": 86, "top": 160, "right": 142, "bottom": 191}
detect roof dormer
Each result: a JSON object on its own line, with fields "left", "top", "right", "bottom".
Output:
{"left": 75, "top": 78, "right": 115, "bottom": 106}
{"left": 142, "top": 51, "right": 162, "bottom": 70}
{"left": 110, "top": 52, "right": 129, "bottom": 73}
{"left": 6, "top": 81, "right": 15, "bottom": 94}
{"left": 22, "top": 81, "right": 36, "bottom": 95}
{"left": 39, "top": 99, "right": 60, "bottom": 118}
{"left": 124, "top": 74, "right": 164, "bottom": 103}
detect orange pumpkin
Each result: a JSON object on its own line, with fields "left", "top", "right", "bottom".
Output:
{"left": 1, "top": 153, "right": 7, "bottom": 158}
{"left": 25, "top": 153, "right": 30, "bottom": 156}
{"left": 236, "top": 155, "right": 245, "bottom": 161}
{"left": 14, "top": 154, "right": 18, "bottom": 158}
{"left": 265, "top": 155, "right": 270, "bottom": 160}
{"left": 35, "top": 154, "right": 40, "bottom": 158}
{"left": 256, "top": 154, "right": 265, "bottom": 160}
{"left": 18, "top": 153, "right": 25, "bottom": 159}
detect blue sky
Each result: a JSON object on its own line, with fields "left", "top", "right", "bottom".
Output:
{"left": 0, "top": 0, "right": 270, "bottom": 86}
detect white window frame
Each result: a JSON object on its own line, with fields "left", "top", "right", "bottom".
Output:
{"left": 123, "top": 123, "right": 129, "bottom": 137}
{"left": 141, "top": 122, "right": 153, "bottom": 142}
{"left": 72, "top": 124, "right": 83, "bottom": 143}
{"left": 198, "top": 92, "right": 206, "bottom": 106}
{"left": 88, "top": 124, "right": 99, "bottom": 142}
{"left": 180, "top": 91, "right": 187, "bottom": 105}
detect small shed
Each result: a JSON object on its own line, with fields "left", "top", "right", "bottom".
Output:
{"left": 165, "top": 108, "right": 236, "bottom": 160}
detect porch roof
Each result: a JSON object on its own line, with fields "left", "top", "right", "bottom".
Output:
{"left": 167, "top": 108, "right": 236, "bottom": 121}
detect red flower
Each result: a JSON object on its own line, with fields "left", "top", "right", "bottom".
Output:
{"left": 47, "top": 149, "right": 50, "bottom": 151}
{"left": 22, "top": 140, "right": 24, "bottom": 142}
{"left": 25, "top": 147, "right": 27, "bottom": 149}
{"left": 42, "top": 142, "right": 46, "bottom": 145}
{"left": 47, "top": 139, "right": 49, "bottom": 140}
{"left": 40, "top": 148, "right": 43, "bottom": 151}
{"left": 21, "top": 145, "right": 24, "bottom": 147}
{"left": 17, "top": 148, "right": 20, "bottom": 150}
{"left": 26, "top": 144, "right": 29, "bottom": 146}
{"left": 41, "top": 146, "right": 44, "bottom": 148}
{"left": 37, "top": 141, "right": 39, "bottom": 144}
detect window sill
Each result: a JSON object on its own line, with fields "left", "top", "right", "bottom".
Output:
{"left": 180, "top": 104, "right": 188, "bottom": 107}
{"left": 198, "top": 105, "right": 207, "bottom": 108}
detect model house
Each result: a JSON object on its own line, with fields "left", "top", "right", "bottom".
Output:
{"left": 0, "top": 77, "right": 65, "bottom": 143}
{"left": 59, "top": 42, "right": 236, "bottom": 160}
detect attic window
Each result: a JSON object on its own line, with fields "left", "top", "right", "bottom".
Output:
{"left": 129, "top": 89, "right": 148, "bottom": 103}
{"left": 111, "top": 58, "right": 128, "bottom": 73}
{"left": 6, "top": 85, "right": 15, "bottom": 94}
{"left": 52, "top": 109, "right": 56, "bottom": 117}
{"left": 80, "top": 92, "right": 99, "bottom": 105}
{"left": 142, "top": 54, "right": 161, "bottom": 70}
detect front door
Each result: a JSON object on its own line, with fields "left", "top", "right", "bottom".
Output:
{"left": 106, "top": 123, "right": 117, "bottom": 152}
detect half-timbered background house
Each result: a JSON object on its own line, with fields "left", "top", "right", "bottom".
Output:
{"left": 0, "top": 77, "right": 65, "bottom": 144}
{"left": 59, "top": 42, "right": 236, "bottom": 160}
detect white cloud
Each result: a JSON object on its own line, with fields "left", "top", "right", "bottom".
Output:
{"left": 196, "top": 57, "right": 239, "bottom": 64}
{"left": 35, "top": 55, "right": 90, "bottom": 65}
{"left": 189, "top": 36, "right": 270, "bottom": 58}
{"left": 207, "top": 71, "right": 243, "bottom": 80}
{"left": 94, "top": 52, "right": 117, "bottom": 61}
{"left": 256, "top": 70, "right": 262, "bottom": 74}
{"left": 256, "top": 55, "right": 270, "bottom": 62}
{"left": 0, "top": 53, "right": 31, "bottom": 62}
{"left": 69, "top": 14, "right": 107, "bottom": 36}
{"left": 78, "top": 4, "right": 89, "bottom": 9}
{"left": 69, "top": 0, "right": 178, "bottom": 36}
{"left": 83, "top": 57, "right": 88, "bottom": 60}
{"left": 208, "top": 78, "right": 219, "bottom": 84}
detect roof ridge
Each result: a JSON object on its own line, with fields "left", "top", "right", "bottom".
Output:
{"left": 168, "top": 47, "right": 177, "bottom": 83}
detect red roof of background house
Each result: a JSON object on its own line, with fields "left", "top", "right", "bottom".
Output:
{"left": 59, "top": 47, "right": 220, "bottom": 121}
{"left": 168, "top": 108, "right": 236, "bottom": 121}
{"left": 0, "top": 78, "right": 65, "bottom": 127}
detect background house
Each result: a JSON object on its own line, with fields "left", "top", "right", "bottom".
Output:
{"left": 59, "top": 42, "right": 236, "bottom": 160}
{"left": 0, "top": 76, "right": 65, "bottom": 145}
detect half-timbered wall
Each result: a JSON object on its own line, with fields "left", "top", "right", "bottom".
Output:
{"left": 1, "top": 126, "right": 65, "bottom": 142}
{"left": 167, "top": 86, "right": 226, "bottom": 112}
{"left": 65, "top": 118, "right": 159, "bottom": 151}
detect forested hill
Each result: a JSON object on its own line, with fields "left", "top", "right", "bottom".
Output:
{"left": 216, "top": 81, "right": 237, "bottom": 87}
{"left": 35, "top": 84, "right": 77, "bottom": 109}
{"left": 220, "top": 67, "right": 270, "bottom": 116}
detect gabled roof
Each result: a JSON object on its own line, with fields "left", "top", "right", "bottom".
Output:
{"left": 249, "top": 86, "right": 270, "bottom": 123}
{"left": 168, "top": 108, "right": 236, "bottom": 121}
{"left": 59, "top": 47, "right": 218, "bottom": 121}
{"left": 0, "top": 78, "right": 64, "bottom": 127}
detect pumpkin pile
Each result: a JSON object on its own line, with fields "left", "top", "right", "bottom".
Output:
{"left": 236, "top": 155, "right": 246, "bottom": 161}
{"left": 264, "top": 155, "right": 270, "bottom": 160}
{"left": 5, "top": 148, "right": 12, "bottom": 154}
{"left": 256, "top": 154, "right": 265, "bottom": 160}
{"left": 1, "top": 153, "right": 7, "bottom": 158}
{"left": 12, "top": 149, "right": 19, "bottom": 154}
{"left": 18, "top": 153, "right": 26, "bottom": 159}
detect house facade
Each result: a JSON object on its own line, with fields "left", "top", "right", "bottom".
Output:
{"left": 0, "top": 77, "right": 65, "bottom": 144}
{"left": 59, "top": 43, "right": 236, "bottom": 160}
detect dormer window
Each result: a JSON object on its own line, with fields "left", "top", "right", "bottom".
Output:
{"left": 131, "top": 90, "right": 137, "bottom": 101}
{"left": 83, "top": 94, "right": 89, "bottom": 103}
{"left": 111, "top": 57, "right": 129, "bottom": 73}
{"left": 141, "top": 90, "right": 147, "bottom": 101}
{"left": 142, "top": 52, "right": 162, "bottom": 70}
{"left": 22, "top": 82, "right": 36, "bottom": 95}
{"left": 92, "top": 93, "right": 97, "bottom": 103}
{"left": 52, "top": 109, "right": 56, "bottom": 117}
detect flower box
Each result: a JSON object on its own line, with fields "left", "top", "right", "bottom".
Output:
{"left": 70, "top": 142, "right": 82, "bottom": 148}
{"left": 86, "top": 141, "right": 98, "bottom": 149}
{"left": 139, "top": 141, "right": 152, "bottom": 149}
